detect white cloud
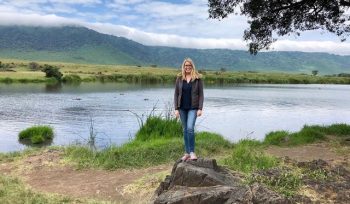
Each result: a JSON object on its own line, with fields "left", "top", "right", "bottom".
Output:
{"left": 87, "top": 22, "right": 350, "bottom": 55}
{"left": 2, "top": 0, "right": 101, "bottom": 5}
{"left": 0, "top": 9, "right": 350, "bottom": 55}
{"left": 271, "top": 40, "right": 350, "bottom": 55}
{"left": 0, "top": 12, "right": 81, "bottom": 26}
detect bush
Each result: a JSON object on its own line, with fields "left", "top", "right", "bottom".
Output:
{"left": 41, "top": 64, "right": 63, "bottom": 81}
{"left": 28, "top": 62, "right": 40, "bottom": 71}
{"left": 18, "top": 125, "right": 54, "bottom": 145}
{"left": 62, "top": 74, "right": 82, "bottom": 83}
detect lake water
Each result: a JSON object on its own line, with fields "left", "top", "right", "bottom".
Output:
{"left": 0, "top": 83, "right": 349, "bottom": 153}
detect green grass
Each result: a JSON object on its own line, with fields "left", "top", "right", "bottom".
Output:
{"left": 18, "top": 125, "right": 54, "bottom": 145}
{"left": 61, "top": 74, "right": 82, "bottom": 83}
{"left": 264, "top": 123, "right": 350, "bottom": 146}
{"left": 1, "top": 58, "right": 350, "bottom": 84}
{"left": 321, "top": 123, "right": 350, "bottom": 136}
{"left": 247, "top": 168, "right": 303, "bottom": 197}
{"left": 64, "top": 116, "right": 232, "bottom": 170}
{"left": 135, "top": 116, "right": 182, "bottom": 141}
{"left": 263, "top": 131, "right": 289, "bottom": 145}
{"left": 0, "top": 175, "right": 108, "bottom": 204}
{"left": 221, "top": 139, "right": 278, "bottom": 173}
{"left": 0, "top": 147, "right": 64, "bottom": 164}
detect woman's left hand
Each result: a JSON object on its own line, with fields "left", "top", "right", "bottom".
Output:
{"left": 197, "top": 110, "right": 202, "bottom": 117}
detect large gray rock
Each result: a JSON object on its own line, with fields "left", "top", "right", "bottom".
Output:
{"left": 154, "top": 158, "right": 291, "bottom": 204}
{"left": 170, "top": 159, "right": 241, "bottom": 188}
{"left": 250, "top": 183, "right": 290, "bottom": 204}
{"left": 156, "top": 158, "right": 242, "bottom": 196}
{"left": 155, "top": 185, "right": 252, "bottom": 204}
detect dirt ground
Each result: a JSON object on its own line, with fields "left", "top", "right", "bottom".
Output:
{"left": 0, "top": 141, "right": 349, "bottom": 204}
{"left": 0, "top": 149, "right": 172, "bottom": 203}
{"left": 265, "top": 142, "right": 350, "bottom": 167}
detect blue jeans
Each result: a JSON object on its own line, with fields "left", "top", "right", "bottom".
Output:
{"left": 179, "top": 109, "right": 197, "bottom": 154}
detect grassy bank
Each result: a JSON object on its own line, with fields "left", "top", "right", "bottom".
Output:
{"left": 264, "top": 123, "right": 350, "bottom": 146}
{"left": 218, "top": 123, "right": 350, "bottom": 197}
{"left": 1, "top": 58, "right": 349, "bottom": 84}
{"left": 1, "top": 121, "right": 349, "bottom": 200}
{"left": 64, "top": 116, "right": 233, "bottom": 169}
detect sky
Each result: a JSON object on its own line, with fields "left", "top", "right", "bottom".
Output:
{"left": 0, "top": 0, "right": 350, "bottom": 55}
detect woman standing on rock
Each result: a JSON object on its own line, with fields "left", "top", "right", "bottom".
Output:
{"left": 174, "top": 58, "right": 204, "bottom": 161}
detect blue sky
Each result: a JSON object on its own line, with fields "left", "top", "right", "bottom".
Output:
{"left": 0, "top": 0, "right": 350, "bottom": 54}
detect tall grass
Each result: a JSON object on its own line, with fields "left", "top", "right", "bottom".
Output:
{"left": 135, "top": 116, "right": 182, "bottom": 141}
{"left": 264, "top": 123, "right": 350, "bottom": 146}
{"left": 18, "top": 125, "right": 54, "bottom": 144}
{"left": 64, "top": 116, "right": 232, "bottom": 170}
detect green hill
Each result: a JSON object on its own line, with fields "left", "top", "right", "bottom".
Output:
{"left": 0, "top": 25, "right": 349, "bottom": 74}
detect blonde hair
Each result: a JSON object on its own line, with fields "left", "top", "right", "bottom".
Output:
{"left": 178, "top": 58, "right": 201, "bottom": 80}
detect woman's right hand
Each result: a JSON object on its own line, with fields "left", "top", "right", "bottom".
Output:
{"left": 175, "top": 110, "right": 180, "bottom": 118}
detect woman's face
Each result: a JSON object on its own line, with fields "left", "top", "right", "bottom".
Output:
{"left": 184, "top": 61, "right": 193, "bottom": 74}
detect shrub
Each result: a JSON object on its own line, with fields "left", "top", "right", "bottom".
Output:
{"left": 41, "top": 64, "right": 63, "bottom": 81}
{"left": 18, "top": 125, "right": 54, "bottom": 145}
{"left": 28, "top": 62, "right": 40, "bottom": 71}
{"left": 62, "top": 74, "right": 82, "bottom": 83}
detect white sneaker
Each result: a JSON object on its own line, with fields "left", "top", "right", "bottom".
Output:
{"left": 189, "top": 152, "right": 197, "bottom": 160}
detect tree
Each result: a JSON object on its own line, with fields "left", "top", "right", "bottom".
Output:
{"left": 312, "top": 70, "right": 319, "bottom": 76}
{"left": 28, "top": 62, "right": 40, "bottom": 71}
{"left": 220, "top": 67, "right": 227, "bottom": 72}
{"left": 41, "top": 64, "right": 63, "bottom": 81}
{"left": 208, "top": 0, "right": 350, "bottom": 54}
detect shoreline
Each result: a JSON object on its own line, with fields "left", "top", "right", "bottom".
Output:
{"left": 1, "top": 58, "right": 349, "bottom": 85}
{"left": 0, "top": 130, "right": 349, "bottom": 203}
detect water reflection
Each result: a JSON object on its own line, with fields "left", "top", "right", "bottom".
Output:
{"left": 18, "top": 138, "right": 53, "bottom": 147}
{"left": 45, "top": 83, "right": 62, "bottom": 93}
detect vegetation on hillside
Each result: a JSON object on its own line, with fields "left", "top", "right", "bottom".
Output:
{"left": 1, "top": 26, "right": 350, "bottom": 74}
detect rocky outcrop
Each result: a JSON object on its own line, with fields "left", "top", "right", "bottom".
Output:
{"left": 154, "top": 158, "right": 289, "bottom": 204}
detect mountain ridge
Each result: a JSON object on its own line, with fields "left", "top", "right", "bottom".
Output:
{"left": 0, "top": 25, "right": 349, "bottom": 74}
